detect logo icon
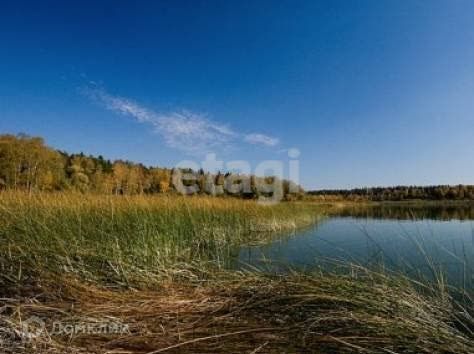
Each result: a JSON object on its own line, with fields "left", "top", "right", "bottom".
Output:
{"left": 20, "top": 316, "right": 45, "bottom": 343}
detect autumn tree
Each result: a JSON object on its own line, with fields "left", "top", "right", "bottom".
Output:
{"left": 0, "top": 134, "right": 65, "bottom": 192}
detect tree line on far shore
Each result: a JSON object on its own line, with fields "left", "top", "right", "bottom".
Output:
{"left": 0, "top": 134, "right": 303, "bottom": 200}
{"left": 307, "top": 185, "right": 474, "bottom": 201}
{"left": 3, "top": 133, "right": 471, "bottom": 202}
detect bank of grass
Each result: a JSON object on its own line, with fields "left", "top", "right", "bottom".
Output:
{"left": 0, "top": 192, "right": 473, "bottom": 353}
{"left": 0, "top": 191, "right": 325, "bottom": 287}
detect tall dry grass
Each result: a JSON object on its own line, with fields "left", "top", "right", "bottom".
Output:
{"left": 0, "top": 191, "right": 324, "bottom": 287}
{"left": 2, "top": 270, "right": 473, "bottom": 353}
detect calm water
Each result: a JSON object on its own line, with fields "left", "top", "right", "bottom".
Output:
{"left": 238, "top": 204, "right": 474, "bottom": 288}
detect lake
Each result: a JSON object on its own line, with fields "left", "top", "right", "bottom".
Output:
{"left": 238, "top": 204, "right": 474, "bottom": 289}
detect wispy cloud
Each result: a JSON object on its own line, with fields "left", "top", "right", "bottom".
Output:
{"left": 244, "top": 133, "right": 279, "bottom": 147}
{"left": 85, "top": 86, "right": 279, "bottom": 155}
{"left": 95, "top": 90, "right": 155, "bottom": 124}
{"left": 155, "top": 111, "right": 237, "bottom": 154}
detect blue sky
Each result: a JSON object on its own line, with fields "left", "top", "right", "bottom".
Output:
{"left": 1, "top": 1, "right": 473, "bottom": 189}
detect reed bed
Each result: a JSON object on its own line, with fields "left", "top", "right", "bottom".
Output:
{"left": 0, "top": 191, "right": 324, "bottom": 288}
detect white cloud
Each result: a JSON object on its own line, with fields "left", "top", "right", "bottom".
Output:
{"left": 86, "top": 87, "right": 279, "bottom": 155}
{"left": 154, "top": 111, "right": 236, "bottom": 155}
{"left": 244, "top": 133, "right": 279, "bottom": 147}
{"left": 88, "top": 89, "right": 156, "bottom": 124}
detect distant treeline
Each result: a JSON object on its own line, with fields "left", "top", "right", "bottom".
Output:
{"left": 335, "top": 204, "right": 474, "bottom": 220}
{"left": 308, "top": 185, "right": 474, "bottom": 201}
{"left": 0, "top": 134, "right": 303, "bottom": 199}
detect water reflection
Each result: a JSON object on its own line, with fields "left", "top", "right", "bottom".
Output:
{"left": 237, "top": 204, "right": 474, "bottom": 289}
{"left": 335, "top": 203, "right": 474, "bottom": 221}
